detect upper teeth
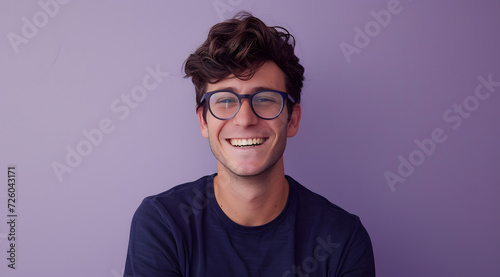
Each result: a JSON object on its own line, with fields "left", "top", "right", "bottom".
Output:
{"left": 230, "top": 138, "right": 264, "bottom": 146}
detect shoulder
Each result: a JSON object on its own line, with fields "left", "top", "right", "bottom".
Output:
{"left": 146, "top": 175, "right": 211, "bottom": 206}
{"left": 133, "top": 175, "right": 214, "bottom": 226}
{"left": 287, "top": 176, "right": 363, "bottom": 234}
{"left": 287, "top": 178, "right": 375, "bottom": 274}
{"left": 125, "top": 177, "right": 214, "bottom": 276}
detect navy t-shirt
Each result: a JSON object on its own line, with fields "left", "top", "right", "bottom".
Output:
{"left": 124, "top": 174, "right": 375, "bottom": 276}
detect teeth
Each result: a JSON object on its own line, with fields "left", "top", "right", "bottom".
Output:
{"left": 230, "top": 138, "right": 264, "bottom": 147}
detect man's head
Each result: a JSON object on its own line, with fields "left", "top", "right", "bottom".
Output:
{"left": 184, "top": 12, "right": 304, "bottom": 117}
{"left": 184, "top": 13, "right": 304, "bottom": 178}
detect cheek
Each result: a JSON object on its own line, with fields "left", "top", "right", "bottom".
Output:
{"left": 206, "top": 120, "right": 225, "bottom": 140}
{"left": 274, "top": 116, "right": 290, "bottom": 135}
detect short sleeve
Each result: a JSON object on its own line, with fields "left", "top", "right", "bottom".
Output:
{"left": 335, "top": 219, "right": 376, "bottom": 277}
{"left": 124, "top": 198, "right": 182, "bottom": 277}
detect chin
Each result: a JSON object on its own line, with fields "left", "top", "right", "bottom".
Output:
{"left": 228, "top": 161, "right": 278, "bottom": 178}
{"left": 230, "top": 167, "right": 265, "bottom": 177}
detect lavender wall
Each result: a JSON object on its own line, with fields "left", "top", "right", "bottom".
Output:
{"left": 1, "top": 1, "right": 499, "bottom": 276}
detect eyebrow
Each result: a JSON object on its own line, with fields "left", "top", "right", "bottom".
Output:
{"left": 215, "top": 86, "right": 277, "bottom": 94}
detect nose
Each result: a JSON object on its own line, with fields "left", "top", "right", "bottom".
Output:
{"left": 233, "top": 98, "right": 259, "bottom": 126}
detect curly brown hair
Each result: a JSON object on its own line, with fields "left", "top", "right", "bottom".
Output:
{"left": 184, "top": 12, "right": 304, "bottom": 116}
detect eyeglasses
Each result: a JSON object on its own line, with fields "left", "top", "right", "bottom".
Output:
{"left": 201, "top": 89, "right": 295, "bottom": 120}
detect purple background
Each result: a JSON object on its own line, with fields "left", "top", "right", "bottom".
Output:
{"left": 1, "top": 0, "right": 499, "bottom": 276}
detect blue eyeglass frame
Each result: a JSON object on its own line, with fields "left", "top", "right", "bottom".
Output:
{"left": 200, "top": 89, "right": 295, "bottom": 120}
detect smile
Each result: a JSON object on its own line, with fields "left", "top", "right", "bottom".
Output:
{"left": 228, "top": 138, "right": 267, "bottom": 147}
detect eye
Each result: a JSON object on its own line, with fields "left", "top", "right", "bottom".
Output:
{"left": 253, "top": 92, "right": 281, "bottom": 105}
{"left": 254, "top": 97, "right": 277, "bottom": 103}
{"left": 215, "top": 97, "right": 238, "bottom": 104}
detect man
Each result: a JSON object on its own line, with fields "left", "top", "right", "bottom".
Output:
{"left": 125, "top": 12, "right": 375, "bottom": 276}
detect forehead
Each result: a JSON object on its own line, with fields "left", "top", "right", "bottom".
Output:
{"left": 206, "top": 61, "right": 286, "bottom": 93}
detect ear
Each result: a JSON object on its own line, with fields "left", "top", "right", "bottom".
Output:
{"left": 197, "top": 107, "right": 209, "bottom": 139}
{"left": 287, "top": 103, "right": 301, "bottom": 137}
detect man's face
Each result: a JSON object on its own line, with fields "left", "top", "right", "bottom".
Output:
{"left": 197, "top": 61, "right": 301, "bottom": 177}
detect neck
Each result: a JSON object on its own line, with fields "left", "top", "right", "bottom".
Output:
{"left": 214, "top": 159, "right": 289, "bottom": 227}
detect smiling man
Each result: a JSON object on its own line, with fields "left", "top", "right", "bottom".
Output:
{"left": 124, "top": 13, "right": 375, "bottom": 277}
